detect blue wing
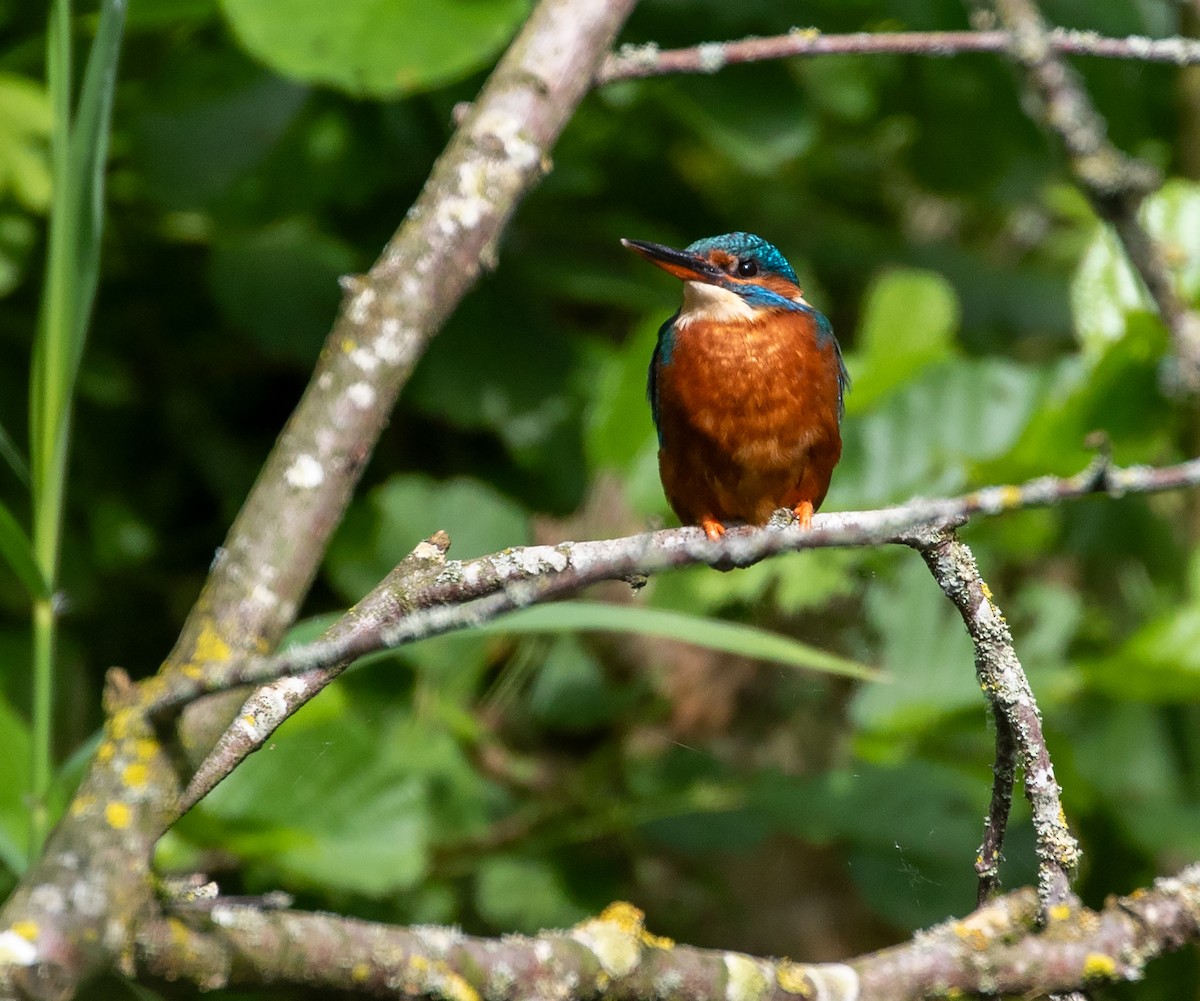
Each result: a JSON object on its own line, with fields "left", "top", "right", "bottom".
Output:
{"left": 810, "top": 307, "right": 850, "bottom": 422}
{"left": 647, "top": 313, "right": 678, "bottom": 446}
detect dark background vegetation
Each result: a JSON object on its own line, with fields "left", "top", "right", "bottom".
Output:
{"left": 2, "top": 0, "right": 1199, "bottom": 996}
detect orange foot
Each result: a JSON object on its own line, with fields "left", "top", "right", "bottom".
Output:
{"left": 792, "top": 500, "right": 814, "bottom": 530}
{"left": 699, "top": 517, "right": 726, "bottom": 541}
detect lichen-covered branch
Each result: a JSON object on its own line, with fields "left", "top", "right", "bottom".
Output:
{"left": 147, "top": 456, "right": 1198, "bottom": 856}
{"left": 0, "top": 1, "right": 639, "bottom": 996}
{"left": 0, "top": 671, "right": 181, "bottom": 1001}
{"left": 598, "top": 27, "right": 1200, "bottom": 84}
{"left": 910, "top": 529, "right": 1078, "bottom": 911}
{"left": 146, "top": 455, "right": 1200, "bottom": 719}
{"left": 177, "top": 532, "right": 452, "bottom": 814}
{"left": 170, "top": 0, "right": 640, "bottom": 761}
{"left": 987, "top": 0, "right": 1200, "bottom": 391}
{"left": 133, "top": 870, "right": 1200, "bottom": 999}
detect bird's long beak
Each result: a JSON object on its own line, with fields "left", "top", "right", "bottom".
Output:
{"left": 622, "top": 238, "right": 719, "bottom": 283}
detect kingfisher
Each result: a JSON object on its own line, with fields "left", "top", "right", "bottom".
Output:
{"left": 623, "top": 232, "right": 848, "bottom": 541}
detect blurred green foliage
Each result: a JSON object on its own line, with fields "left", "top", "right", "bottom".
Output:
{"left": 2, "top": 0, "right": 1200, "bottom": 996}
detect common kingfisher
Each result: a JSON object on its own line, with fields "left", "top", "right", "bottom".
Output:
{"left": 623, "top": 232, "right": 848, "bottom": 541}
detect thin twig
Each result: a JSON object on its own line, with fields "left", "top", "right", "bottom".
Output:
{"left": 976, "top": 706, "right": 1018, "bottom": 903}
{"left": 597, "top": 27, "right": 1200, "bottom": 84}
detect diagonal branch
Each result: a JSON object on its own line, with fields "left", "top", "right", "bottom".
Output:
{"left": 168, "top": 0, "right": 640, "bottom": 762}
{"left": 986, "top": 0, "right": 1200, "bottom": 391}
{"left": 0, "top": 1, "right": 640, "bottom": 996}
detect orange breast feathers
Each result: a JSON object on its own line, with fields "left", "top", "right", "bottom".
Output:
{"left": 653, "top": 305, "right": 845, "bottom": 534}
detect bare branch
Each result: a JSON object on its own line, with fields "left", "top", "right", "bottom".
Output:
{"left": 598, "top": 28, "right": 1200, "bottom": 85}
{"left": 986, "top": 0, "right": 1200, "bottom": 391}
{"left": 134, "top": 869, "right": 1200, "bottom": 999}
{"left": 145, "top": 455, "right": 1200, "bottom": 717}
{"left": 601, "top": 14, "right": 1200, "bottom": 391}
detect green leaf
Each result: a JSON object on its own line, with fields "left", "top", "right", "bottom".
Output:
{"left": 1086, "top": 600, "right": 1200, "bottom": 702}
{"left": 833, "top": 357, "right": 1056, "bottom": 508}
{"left": 32, "top": 0, "right": 126, "bottom": 517}
{"left": 132, "top": 64, "right": 308, "bottom": 209}
{"left": 852, "top": 557, "right": 979, "bottom": 741}
{"left": 640, "top": 805, "right": 770, "bottom": 855}
{"left": 797, "top": 56, "right": 881, "bottom": 125}
{"left": 406, "top": 287, "right": 588, "bottom": 511}
{"left": 809, "top": 763, "right": 988, "bottom": 929}
{"left": 126, "top": 0, "right": 217, "bottom": 29}
{"left": 196, "top": 688, "right": 491, "bottom": 897}
{"left": 0, "top": 415, "right": 29, "bottom": 486}
{"left": 585, "top": 314, "right": 659, "bottom": 472}
{"left": 0, "top": 693, "right": 31, "bottom": 874}
{"left": 0, "top": 73, "right": 52, "bottom": 212}
{"left": 474, "top": 856, "right": 587, "bottom": 934}
{"left": 483, "top": 600, "right": 878, "bottom": 681}
{"left": 1001, "top": 315, "right": 1170, "bottom": 479}
{"left": 0, "top": 503, "right": 47, "bottom": 600}
{"left": 844, "top": 268, "right": 960, "bottom": 415}
{"left": 527, "top": 636, "right": 630, "bottom": 730}
{"left": 64, "top": 0, "right": 127, "bottom": 387}
{"left": 326, "top": 474, "right": 530, "bottom": 602}
{"left": 1071, "top": 178, "right": 1200, "bottom": 357}
{"left": 653, "top": 548, "right": 861, "bottom": 617}
{"left": 1071, "top": 702, "right": 1180, "bottom": 809}
{"left": 219, "top": 0, "right": 530, "bottom": 98}
{"left": 666, "top": 73, "right": 816, "bottom": 177}
{"left": 582, "top": 313, "right": 668, "bottom": 517}
{"left": 0, "top": 211, "right": 37, "bottom": 299}
{"left": 209, "top": 219, "right": 359, "bottom": 364}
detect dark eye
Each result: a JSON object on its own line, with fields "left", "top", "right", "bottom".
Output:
{"left": 736, "top": 259, "right": 758, "bottom": 278}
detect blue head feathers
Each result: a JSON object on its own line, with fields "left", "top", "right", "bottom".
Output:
{"left": 684, "top": 232, "right": 799, "bottom": 285}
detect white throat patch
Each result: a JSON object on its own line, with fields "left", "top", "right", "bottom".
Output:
{"left": 676, "top": 281, "right": 759, "bottom": 327}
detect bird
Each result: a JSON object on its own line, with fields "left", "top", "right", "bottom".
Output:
{"left": 622, "top": 231, "right": 848, "bottom": 542}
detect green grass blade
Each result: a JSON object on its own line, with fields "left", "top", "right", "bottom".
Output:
{"left": 31, "top": 0, "right": 72, "bottom": 492}
{"left": 481, "top": 600, "right": 881, "bottom": 681}
{"left": 31, "top": 0, "right": 125, "bottom": 501}
{"left": 65, "top": 0, "right": 125, "bottom": 368}
{"left": 27, "top": 0, "right": 74, "bottom": 858}
{"left": 0, "top": 420, "right": 30, "bottom": 487}
{"left": 27, "top": 0, "right": 126, "bottom": 854}
{"left": 0, "top": 504, "right": 48, "bottom": 600}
